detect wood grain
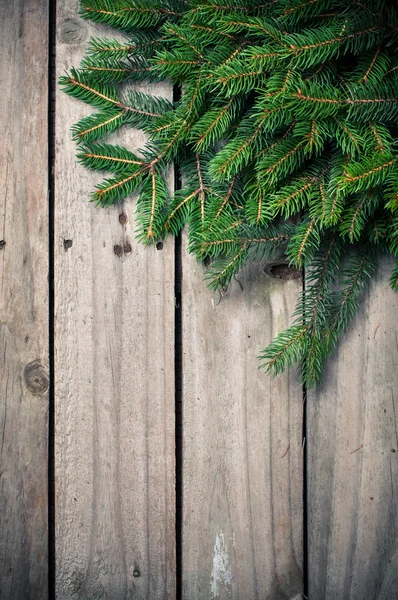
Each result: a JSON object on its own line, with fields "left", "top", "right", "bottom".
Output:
{"left": 55, "top": 3, "right": 175, "bottom": 598}
{"left": 0, "top": 1, "right": 49, "bottom": 598}
{"left": 181, "top": 243, "right": 304, "bottom": 600}
{"left": 308, "top": 256, "right": 398, "bottom": 599}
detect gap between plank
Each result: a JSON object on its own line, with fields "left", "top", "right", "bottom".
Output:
{"left": 302, "top": 266, "right": 309, "bottom": 599}
{"left": 48, "top": 0, "right": 56, "bottom": 596}
{"left": 175, "top": 228, "right": 183, "bottom": 600}
{"left": 174, "top": 82, "right": 183, "bottom": 600}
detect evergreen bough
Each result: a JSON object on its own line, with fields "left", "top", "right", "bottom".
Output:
{"left": 60, "top": 0, "right": 398, "bottom": 386}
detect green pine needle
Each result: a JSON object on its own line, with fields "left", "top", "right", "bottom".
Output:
{"left": 61, "top": 0, "right": 398, "bottom": 386}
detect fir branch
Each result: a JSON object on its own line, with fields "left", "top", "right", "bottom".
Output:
{"left": 147, "top": 165, "right": 157, "bottom": 239}
{"left": 368, "top": 122, "right": 384, "bottom": 151}
{"left": 206, "top": 244, "right": 249, "bottom": 290}
{"left": 326, "top": 247, "right": 377, "bottom": 335}
{"left": 358, "top": 45, "right": 382, "bottom": 83}
{"left": 164, "top": 188, "right": 201, "bottom": 232}
{"left": 196, "top": 152, "right": 206, "bottom": 223}
{"left": 211, "top": 176, "right": 238, "bottom": 223}
{"left": 93, "top": 168, "right": 145, "bottom": 206}
{"left": 78, "top": 142, "right": 144, "bottom": 173}
{"left": 61, "top": 0, "right": 398, "bottom": 386}
{"left": 260, "top": 325, "right": 309, "bottom": 376}
{"left": 71, "top": 109, "right": 128, "bottom": 143}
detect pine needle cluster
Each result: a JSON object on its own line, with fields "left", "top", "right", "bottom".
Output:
{"left": 60, "top": 0, "right": 398, "bottom": 386}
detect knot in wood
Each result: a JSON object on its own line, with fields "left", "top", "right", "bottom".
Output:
{"left": 59, "top": 19, "right": 87, "bottom": 44}
{"left": 24, "top": 360, "right": 49, "bottom": 396}
{"left": 265, "top": 263, "right": 302, "bottom": 281}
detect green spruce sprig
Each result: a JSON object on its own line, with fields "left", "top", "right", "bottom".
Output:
{"left": 60, "top": 0, "right": 398, "bottom": 386}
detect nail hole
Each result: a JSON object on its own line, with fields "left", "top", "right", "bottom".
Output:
{"left": 0, "top": 240, "right": 5, "bottom": 249}
{"left": 114, "top": 244, "right": 123, "bottom": 256}
{"left": 156, "top": 241, "right": 163, "bottom": 251}
{"left": 124, "top": 243, "right": 132, "bottom": 254}
{"left": 119, "top": 213, "right": 127, "bottom": 225}
{"left": 63, "top": 239, "right": 73, "bottom": 250}
{"left": 133, "top": 569, "right": 140, "bottom": 578}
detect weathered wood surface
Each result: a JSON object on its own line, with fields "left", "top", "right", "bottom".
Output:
{"left": 0, "top": 1, "right": 49, "bottom": 598}
{"left": 55, "top": 3, "right": 175, "bottom": 598}
{"left": 182, "top": 245, "right": 304, "bottom": 600}
{"left": 308, "top": 256, "right": 398, "bottom": 599}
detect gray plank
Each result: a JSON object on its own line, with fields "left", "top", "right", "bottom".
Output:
{"left": 308, "top": 256, "right": 398, "bottom": 599}
{"left": 55, "top": 3, "right": 175, "bottom": 598}
{"left": 182, "top": 242, "right": 304, "bottom": 600}
{"left": 0, "top": 1, "right": 49, "bottom": 598}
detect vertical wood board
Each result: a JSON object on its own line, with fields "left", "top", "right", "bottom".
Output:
{"left": 308, "top": 256, "right": 398, "bottom": 599}
{"left": 182, "top": 244, "right": 304, "bottom": 600}
{"left": 55, "top": 3, "right": 175, "bottom": 598}
{"left": 0, "top": 1, "right": 49, "bottom": 598}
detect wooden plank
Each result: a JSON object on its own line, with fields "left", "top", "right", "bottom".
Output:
{"left": 182, "top": 244, "right": 304, "bottom": 599}
{"left": 54, "top": 3, "right": 175, "bottom": 598}
{"left": 0, "top": 1, "right": 49, "bottom": 598}
{"left": 308, "top": 256, "right": 398, "bottom": 599}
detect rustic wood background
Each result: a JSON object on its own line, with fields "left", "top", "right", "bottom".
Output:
{"left": 0, "top": 1, "right": 397, "bottom": 599}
